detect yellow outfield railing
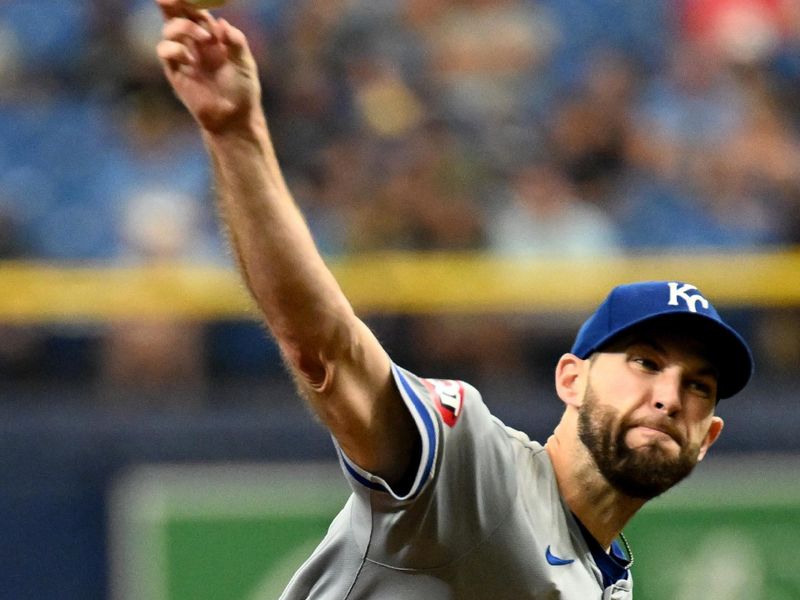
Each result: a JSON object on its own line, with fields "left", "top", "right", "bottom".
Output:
{"left": 1, "top": 249, "right": 799, "bottom": 323}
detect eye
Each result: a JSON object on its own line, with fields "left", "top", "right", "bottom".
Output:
{"left": 688, "top": 379, "right": 715, "bottom": 399}
{"left": 631, "top": 356, "right": 660, "bottom": 372}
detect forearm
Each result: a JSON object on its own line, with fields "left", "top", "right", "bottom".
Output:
{"left": 203, "top": 112, "right": 354, "bottom": 385}
{"left": 203, "top": 114, "right": 415, "bottom": 479}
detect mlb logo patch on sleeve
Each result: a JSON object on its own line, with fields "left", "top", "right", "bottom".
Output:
{"left": 423, "top": 379, "right": 464, "bottom": 427}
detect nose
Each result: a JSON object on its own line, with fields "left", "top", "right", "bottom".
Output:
{"left": 652, "top": 369, "right": 682, "bottom": 416}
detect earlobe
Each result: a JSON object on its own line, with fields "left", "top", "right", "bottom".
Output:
{"left": 697, "top": 416, "right": 724, "bottom": 461}
{"left": 554, "top": 353, "right": 586, "bottom": 409}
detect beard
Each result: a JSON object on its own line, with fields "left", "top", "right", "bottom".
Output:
{"left": 577, "top": 383, "right": 701, "bottom": 500}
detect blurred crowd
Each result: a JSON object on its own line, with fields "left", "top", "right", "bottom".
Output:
{"left": 1, "top": 0, "right": 800, "bottom": 393}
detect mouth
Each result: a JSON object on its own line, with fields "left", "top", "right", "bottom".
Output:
{"left": 635, "top": 425, "right": 673, "bottom": 439}
{"left": 627, "top": 424, "right": 683, "bottom": 447}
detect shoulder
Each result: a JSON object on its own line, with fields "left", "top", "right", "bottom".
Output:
{"left": 393, "top": 365, "right": 544, "bottom": 454}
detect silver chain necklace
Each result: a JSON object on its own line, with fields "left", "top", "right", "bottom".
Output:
{"left": 618, "top": 531, "right": 635, "bottom": 568}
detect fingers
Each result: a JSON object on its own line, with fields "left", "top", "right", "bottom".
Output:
{"left": 156, "top": 0, "right": 220, "bottom": 40}
{"left": 157, "top": 18, "right": 204, "bottom": 70}
{"left": 157, "top": 39, "right": 195, "bottom": 68}
{"left": 159, "top": 11, "right": 224, "bottom": 69}
{"left": 217, "top": 18, "right": 248, "bottom": 61}
{"left": 163, "top": 16, "right": 214, "bottom": 45}
{"left": 155, "top": 2, "right": 251, "bottom": 75}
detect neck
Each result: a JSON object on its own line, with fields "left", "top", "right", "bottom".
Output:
{"left": 545, "top": 422, "right": 647, "bottom": 549}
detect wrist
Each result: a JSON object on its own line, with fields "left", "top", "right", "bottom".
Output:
{"left": 201, "top": 109, "right": 281, "bottom": 176}
{"left": 201, "top": 108, "right": 268, "bottom": 145}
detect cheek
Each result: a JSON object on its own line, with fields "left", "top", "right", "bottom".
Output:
{"left": 590, "top": 365, "right": 645, "bottom": 408}
{"left": 686, "top": 402, "right": 716, "bottom": 436}
{"left": 691, "top": 419, "right": 715, "bottom": 447}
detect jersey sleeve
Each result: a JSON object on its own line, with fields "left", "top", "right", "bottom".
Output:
{"left": 335, "top": 363, "right": 519, "bottom": 569}
{"left": 336, "top": 363, "right": 439, "bottom": 501}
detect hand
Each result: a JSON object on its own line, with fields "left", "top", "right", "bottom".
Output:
{"left": 155, "top": 0, "right": 261, "bottom": 133}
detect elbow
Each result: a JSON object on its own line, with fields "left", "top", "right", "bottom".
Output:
{"left": 276, "top": 312, "right": 356, "bottom": 393}
{"left": 279, "top": 337, "right": 331, "bottom": 392}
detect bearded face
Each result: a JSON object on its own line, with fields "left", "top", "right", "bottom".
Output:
{"left": 577, "top": 381, "right": 703, "bottom": 500}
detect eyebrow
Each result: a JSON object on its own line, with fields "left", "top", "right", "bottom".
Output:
{"left": 628, "top": 337, "right": 719, "bottom": 379}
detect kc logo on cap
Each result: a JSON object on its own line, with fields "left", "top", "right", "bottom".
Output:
{"left": 667, "top": 282, "right": 709, "bottom": 313}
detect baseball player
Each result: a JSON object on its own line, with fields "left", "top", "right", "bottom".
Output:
{"left": 154, "top": 3, "right": 754, "bottom": 598}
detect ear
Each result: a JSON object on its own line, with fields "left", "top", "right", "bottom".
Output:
{"left": 697, "top": 416, "right": 724, "bottom": 461}
{"left": 555, "top": 353, "right": 587, "bottom": 409}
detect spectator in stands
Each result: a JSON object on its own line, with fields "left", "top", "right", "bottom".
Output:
{"left": 347, "top": 124, "right": 486, "bottom": 252}
{"left": 488, "top": 158, "right": 622, "bottom": 257}
{"left": 100, "top": 187, "right": 210, "bottom": 395}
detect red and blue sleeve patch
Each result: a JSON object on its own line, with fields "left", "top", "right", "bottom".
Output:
{"left": 422, "top": 378, "right": 465, "bottom": 428}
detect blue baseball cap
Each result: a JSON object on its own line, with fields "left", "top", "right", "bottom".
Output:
{"left": 571, "top": 281, "right": 754, "bottom": 399}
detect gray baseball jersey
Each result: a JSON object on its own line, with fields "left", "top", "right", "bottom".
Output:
{"left": 280, "top": 364, "right": 633, "bottom": 599}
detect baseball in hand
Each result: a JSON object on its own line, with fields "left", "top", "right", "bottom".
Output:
{"left": 185, "top": 0, "right": 228, "bottom": 8}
